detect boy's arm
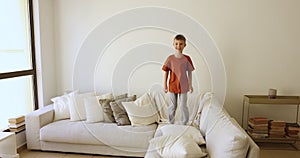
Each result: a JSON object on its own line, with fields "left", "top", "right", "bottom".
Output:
{"left": 164, "top": 71, "right": 169, "bottom": 93}
{"left": 188, "top": 71, "right": 193, "bottom": 93}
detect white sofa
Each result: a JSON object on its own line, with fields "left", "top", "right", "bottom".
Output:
{"left": 25, "top": 92, "right": 260, "bottom": 158}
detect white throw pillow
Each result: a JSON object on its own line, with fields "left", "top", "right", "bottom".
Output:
{"left": 149, "top": 135, "right": 207, "bottom": 158}
{"left": 122, "top": 93, "right": 159, "bottom": 126}
{"left": 159, "top": 124, "right": 206, "bottom": 145}
{"left": 149, "top": 91, "right": 169, "bottom": 122}
{"left": 134, "top": 93, "right": 153, "bottom": 106}
{"left": 186, "top": 92, "right": 202, "bottom": 125}
{"left": 190, "top": 92, "right": 213, "bottom": 128}
{"left": 68, "top": 91, "right": 95, "bottom": 121}
{"left": 51, "top": 94, "right": 70, "bottom": 121}
{"left": 150, "top": 91, "right": 208, "bottom": 124}
{"left": 84, "top": 96, "right": 104, "bottom": 123}
{"left": 206, "top": 114, "right": 249, "bottom": 158}
{"left": 199, "top": 96, "right": 223, "bottom": 136}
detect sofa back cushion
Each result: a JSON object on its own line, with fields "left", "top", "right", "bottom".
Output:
{"left": 229, "top": 117, "right": 260, "bottom": 158}
{"left": 149, "top": 90, "right": 211, "bottom": 125}
{"left": 149, "top": 135, "right": 207, "bottom": 158}
{"left": 159, "top": 124, "right": 206, "bottom": 145}
{"left": 205, "top": 111, "right": 249, "bottom": 158}
{"left": 199, "top": 96, "right": 224, "bottom": 136}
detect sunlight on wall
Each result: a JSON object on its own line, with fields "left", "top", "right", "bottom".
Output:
{"left": 0, "top": 76, "right": 34, "bottom": 129}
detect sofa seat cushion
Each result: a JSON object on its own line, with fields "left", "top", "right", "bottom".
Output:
{"left": 145, "top": 123, "right": 207, "bottom": 158}
{"left": 40, "top": 119, "right": 157, "bottom": 149}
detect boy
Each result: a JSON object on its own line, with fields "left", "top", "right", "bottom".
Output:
{"left": 162, "top": 34, "right": 195, "bottom": 125}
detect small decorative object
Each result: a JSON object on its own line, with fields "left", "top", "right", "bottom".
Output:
{"left": 268, "top": 89, "right": 277, "bottom": 99}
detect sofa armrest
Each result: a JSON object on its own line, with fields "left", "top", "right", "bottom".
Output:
{"left": 246, "top": 135, "right": 260, "bottom": 158}
{"left": 25, "top": 105, "right": 54, "bottom": 150}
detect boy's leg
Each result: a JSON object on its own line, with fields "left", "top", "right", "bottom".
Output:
{"left": 179, "top": 93, "right": 189, "bottom": 125}
{"left": 168, "top": 93, "right": 178, "bottom": 124}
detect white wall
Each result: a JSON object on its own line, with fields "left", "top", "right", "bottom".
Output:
{"left": 33, "top": 0, "right": 56, "bottom": 106}
{"left": 36, "top": 0, "right": 300, "bottom": 124}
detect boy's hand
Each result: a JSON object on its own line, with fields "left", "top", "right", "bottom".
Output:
{"left": 189, "top": 86, "right": 193, "bottom": 93}
{"left": 164, "top": 85, "right": 168, "bottom": 93}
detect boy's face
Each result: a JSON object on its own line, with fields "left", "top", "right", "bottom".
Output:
{"left": 173, "top": 39, "right": 186, "bottom": 53}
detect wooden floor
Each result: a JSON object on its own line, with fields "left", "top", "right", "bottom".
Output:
{"left": 19, "top": 143, "right": 300, "bottom": 158}
{"left": 19, "top": 149, "right": 120, "bottom": 158}
{"left": 259, "top": 142, "right": 300, "bottom": 158}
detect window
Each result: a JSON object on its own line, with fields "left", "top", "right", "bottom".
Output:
{"left": 0, "top": 0, "right": 38, "bottom": 129}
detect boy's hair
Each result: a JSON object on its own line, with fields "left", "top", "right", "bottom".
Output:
{"left": 174, "top": 34, "right": 186, "bottom": 42}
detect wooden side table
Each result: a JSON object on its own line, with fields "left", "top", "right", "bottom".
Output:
{"left": 242, "top": 95, "right": 300, "bottom": 129}
{"left": 242, "top": 95, "right": 300, "bottom": 149}
{"left": 0, "top": 132, "right": 19, "bottom": 158}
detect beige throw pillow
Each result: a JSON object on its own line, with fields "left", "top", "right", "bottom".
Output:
{"left": 99, "top": 99, "right": 115, "bottom": 123}
{"left": 99, "top": 93, "right": 128, "bottom": 123}
{"left": 110, "top": 95, "right": 136, "bottom": 126}
{"left": 122, "top": 93, "right": 159, "bottom": 126}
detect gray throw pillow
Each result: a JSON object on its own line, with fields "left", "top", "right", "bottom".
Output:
{"left": 99, "top": 99, "right": 115, "bottom": 122}
{"left": 99, "top": 93, "right": 128, "bottom": 123}
{"left": 110, "top": 95, "right": 136, "bottom": 126}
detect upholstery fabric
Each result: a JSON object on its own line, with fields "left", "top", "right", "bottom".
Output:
{"left": 149, "top": 135, "right": 206, "bottom": 158}
{"left": 206, "top": 110, "right": 249, "bottom": 158}
{"left": 40, "top": 119, "right": 157, "bottom": 149}
{"left": 159, "top": 124, "right": 206, "bottom": 145}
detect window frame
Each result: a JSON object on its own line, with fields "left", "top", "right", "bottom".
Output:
{"left": 0, "top": 0, "right": 38, "bottom": 110}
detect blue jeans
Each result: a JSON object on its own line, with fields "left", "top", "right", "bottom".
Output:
{"left": 168, "top": 93, "right": 189, "bottom": 125}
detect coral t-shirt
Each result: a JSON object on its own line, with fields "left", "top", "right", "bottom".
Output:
{"left": 162, "top": 54, "right": 195, "bottom": 93}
